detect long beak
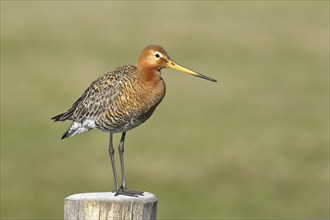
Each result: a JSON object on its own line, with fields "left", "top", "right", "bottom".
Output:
{"left": 166, "top": 60, "right": 217, "bottom": 82}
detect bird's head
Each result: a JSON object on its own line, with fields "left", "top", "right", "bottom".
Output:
{"left": 137, "top": 45, "right": 217, "bottom": 82}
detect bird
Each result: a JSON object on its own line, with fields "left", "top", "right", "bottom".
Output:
{"left": 52, "top": 45, "right": 217, "bottom": 197}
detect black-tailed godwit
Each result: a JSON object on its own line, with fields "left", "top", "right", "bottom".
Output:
{"left": 52, "top": 45, "right": 217, "bottom": 196}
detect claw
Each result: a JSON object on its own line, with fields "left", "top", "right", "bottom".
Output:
{"left": 114, "top": 189, "right": 144, "bottom": 197}
{"left": 114, "top": 186, "right": 144, "bottom": 197}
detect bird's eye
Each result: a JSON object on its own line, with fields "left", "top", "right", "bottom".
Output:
{"left": 155, "top": 53, "right": 160, "bottom": 58}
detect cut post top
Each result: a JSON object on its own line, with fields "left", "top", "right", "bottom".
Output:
{"left": 65, "top": 191, "right": 157, "bottom": 203}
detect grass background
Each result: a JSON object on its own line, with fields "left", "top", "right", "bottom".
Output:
{"left": 1, "top": 1, "right": 329, "bottom": 219}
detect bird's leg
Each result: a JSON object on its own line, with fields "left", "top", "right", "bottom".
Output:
{"left": 108, "top": 132, "right": 119, "bottom": 192}
{"left": 116, "top": 132, "right": 144, "bottom": 197}
{"left": 118, "top": 132, "right": 127, "bottom": 190}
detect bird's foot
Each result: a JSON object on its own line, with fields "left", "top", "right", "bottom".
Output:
{"left": 114, "top": 186, "right": 144, "bottom": 197}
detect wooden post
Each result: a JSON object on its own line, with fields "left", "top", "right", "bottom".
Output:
{"left": 64, "top": 192, "right": 157, "bottom": 220}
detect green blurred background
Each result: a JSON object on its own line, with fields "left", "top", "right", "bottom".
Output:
{"left": 1, "top": 1, "right": 329, "bottom": 219}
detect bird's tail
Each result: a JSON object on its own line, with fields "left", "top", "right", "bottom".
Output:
{"left": 51, "top": 110, "right": 80, "bottom": 139}
{"left": 51, "top": 112, "right": 73, "bottom": 139}
{"left": 60, "top": 119, "right": 96, "bottom": 139}
{"left": 61, "top": 130, "right": 71, "bottom": 139}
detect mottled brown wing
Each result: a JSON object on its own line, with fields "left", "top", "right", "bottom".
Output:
{"left": 52, "top": 69, "right": 124, "bottom": 122}
{"left": 73, "top": 73, "right": 123, "bottom": 120}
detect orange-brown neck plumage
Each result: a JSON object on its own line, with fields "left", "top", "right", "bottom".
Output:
{"left": 136, "top": 45, "right": 170, "bottom": 83}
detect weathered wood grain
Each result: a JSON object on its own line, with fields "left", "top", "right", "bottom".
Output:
{"left": 64, "top": 192, "right": 157, "bottom": 220}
